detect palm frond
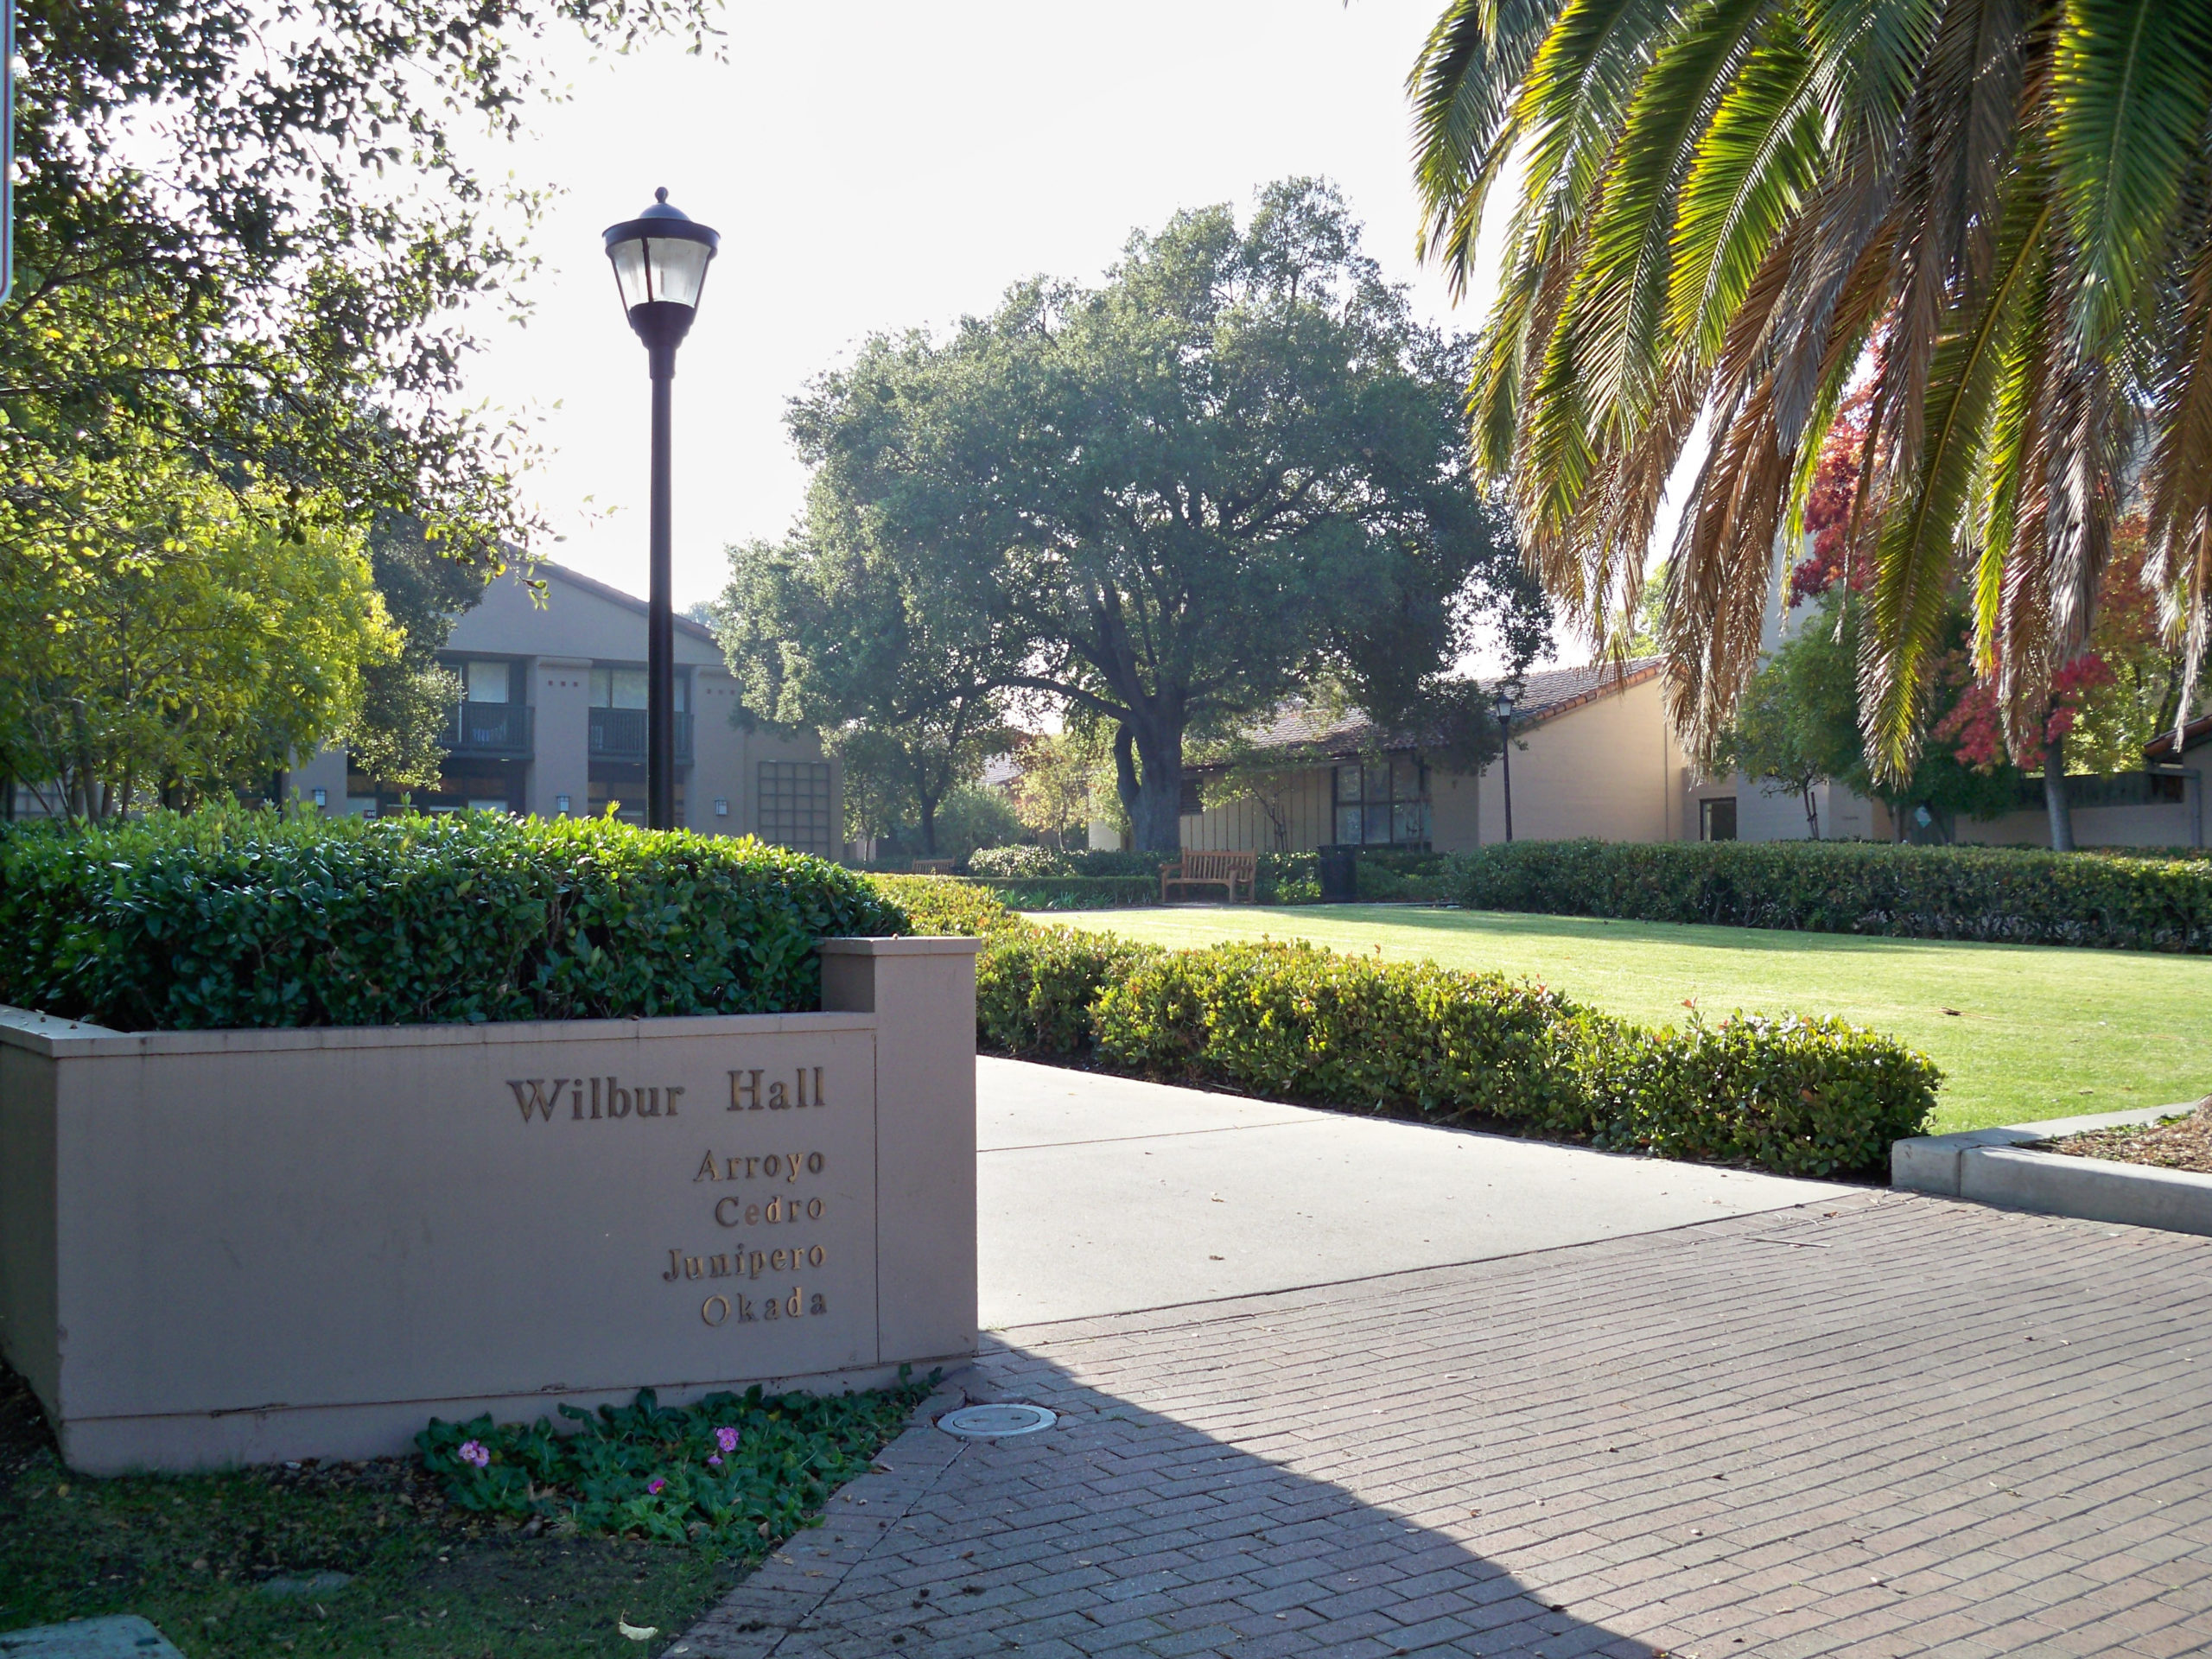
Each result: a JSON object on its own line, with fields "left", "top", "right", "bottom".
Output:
{"left": 1862, "top": 190, "right": 2056, "bottom": 781}
{"left": 2144, "top": 225, "right": 2212, "bottom": 729}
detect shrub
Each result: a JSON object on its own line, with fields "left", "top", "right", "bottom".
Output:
{"left": 1353, "top": 850, "right": 1456, "bottom": 902}
{"left": 988, "top": 930, "right": 1937, "bottom": 1178}
{"left": 1255, "top": 850, "right": 1320, "bottom": 903}
{"left": 1452, "top": 839, "right": 2212, "bottom": 952}
{"left": 970, "top": 874, "right": 1159, "bottom": 910}
{"left": 966, "top": 844, "right": 1066, "bottom": 878}
{"left": 977, "top": 926, "right": 1160, "bottom": 1056}
{"left": 0, "top": 810, "right": 901, "bottom": 1032}
{"left": 1093, "top": 940, "right": 1588, "bottom": 1127}
{"left": 1067, "top": 849, "right": 1175, "bottom": 879}
{"left": 863, "top": 873, "right": 1027, "bottom": 937}
{"left": 419, "top": 1377, "right": 930, "bottom": 1557}
{"left": 1581, "top": 1013, "right": 1938, "bottom": 1174}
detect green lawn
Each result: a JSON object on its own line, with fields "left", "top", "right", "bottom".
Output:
{"left": 1049, "top": 906, "right": 2212, "bottom": 1135}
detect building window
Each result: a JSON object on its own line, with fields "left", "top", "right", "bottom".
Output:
{"left": 1700, "top": 798, "right": 1738, "bottom": 842}
{"left": 1332, "top": 754, "right": 1427, "bottom": 847}
{"left": 463, "top": 660, "right": 513, "bottom": 702}
{"left": 758, "top": 760, "right": 834, "bottom": 858}
{"left": 1179, "top": 778, "right": 1205, "bottom": 816}
{"left": 589, "top": 666, "right": 686, "bottom": 711}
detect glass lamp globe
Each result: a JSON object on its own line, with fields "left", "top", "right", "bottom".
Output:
{"left": 603, "top": 188, "right": 720, "bottom": 353}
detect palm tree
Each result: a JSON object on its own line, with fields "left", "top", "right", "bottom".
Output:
{"left": 1408, "top": 0, "right": 2212, "bottom": 785}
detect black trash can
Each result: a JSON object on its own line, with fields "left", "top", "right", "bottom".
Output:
{"left": 1318, "top": 844, "right": 1359, "bottom": 903}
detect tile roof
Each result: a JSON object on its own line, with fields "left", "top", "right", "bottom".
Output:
{"left": 1234, "top": 658, "right": 1665, "bottom": 759}
{"left": 2145, "top": 714, "right": 2211, "bottom": 764}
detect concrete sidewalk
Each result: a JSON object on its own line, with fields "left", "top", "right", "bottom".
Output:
{"left": 977, "top": 1057, "right": 1858, "bottom": 1326}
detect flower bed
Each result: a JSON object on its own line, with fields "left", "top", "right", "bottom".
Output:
{"left": 2040, "top": 1102, "right": 2212, "bottom": 1173}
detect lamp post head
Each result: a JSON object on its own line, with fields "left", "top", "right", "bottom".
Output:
{"left": 1492, "top": 687, "right": 1516, "bottom": 724}
{"left": 604, "top": 188, "right": 720, "bottom": 356}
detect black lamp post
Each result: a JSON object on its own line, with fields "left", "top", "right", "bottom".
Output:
{"left": 604, "top": 188, "right": 719, "bottom": 830}
{"left": 1492, "top": 686, "right": 1516, "bottom": 843}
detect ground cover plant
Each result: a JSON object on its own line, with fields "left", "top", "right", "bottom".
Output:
{"left": 1452, "top": 841, "right": 2212, "bottom": 954}
{"left": 875, "top": 877, "right": 1935, "bottom": 1178}
{"left": 0, "top": 1367, "right": 925, "bottom": 1659}
{"left": 1054, "top": 906, "right": 2212, "bottom": 1135}
{"left": 0, "top": 809, "right": 899, "bottom": 1030}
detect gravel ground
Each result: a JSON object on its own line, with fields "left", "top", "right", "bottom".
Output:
{"left": 2045, "top": 1099, "right": 2212, "bottom": 1173}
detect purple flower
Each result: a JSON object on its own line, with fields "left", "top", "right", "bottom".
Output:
{"left": 457, "top": 1440, "right": 490, "bottom": 1469}
{"left": 647, "top": 1476, "right": 666, "bottom": 1495}
{"left": 715, "top": 1426, "right": 739, "bottom": 1453}
{"left": 707, "top": 1454, "right": 723, "bottom": 1467}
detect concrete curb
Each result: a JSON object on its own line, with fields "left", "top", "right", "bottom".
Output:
{"left": 1892, "top": 1103, "right": 2212, "bottom": 1237}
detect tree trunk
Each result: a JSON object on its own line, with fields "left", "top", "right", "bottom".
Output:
{"left": 918, "top": 792, "right": 939, "bottom": 857}
{"left": 2043, "top": 736, "right": 2075, "bottom": 852}
{"left": 1120, "top": 717, "right": 1185, "bottom": 852}
{"left": 1802, "top": 785, "right": 1821, "bottom": 840}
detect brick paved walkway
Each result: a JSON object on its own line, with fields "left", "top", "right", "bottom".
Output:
{"left": 682, "top": 1192, "right": 2212, "bottom": 1658}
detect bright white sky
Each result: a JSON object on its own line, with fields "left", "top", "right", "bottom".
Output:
{"left": 461, "top": 0, "right": 1521, "bottom": 619}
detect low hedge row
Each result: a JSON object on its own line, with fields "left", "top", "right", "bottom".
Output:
{"left": 913, "top": 887, "right": 1937, "bottom": 1179}
{"left": 0, "top": 810, "right": 900, "bottom": 1031}
{"left": 1452, "top": 839, "right": 2212, "bottom": 952}
{"left": 969, "top": 874, "right": 1160, "bottom": 910}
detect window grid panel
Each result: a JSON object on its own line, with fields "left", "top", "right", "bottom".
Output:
{"left": 757, "top": 761, "right": 833, "bottom": 858}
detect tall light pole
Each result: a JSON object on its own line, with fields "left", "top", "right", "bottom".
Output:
{"left": 604, "top": 188, "right": 719, "bottom": 830}
{"left": 1492, "top": 686, "right": 1517, "bottom": 843}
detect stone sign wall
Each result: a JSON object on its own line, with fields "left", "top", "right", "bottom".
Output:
{"left": 0, "top": 936, "right": 980, "bottom": 1474}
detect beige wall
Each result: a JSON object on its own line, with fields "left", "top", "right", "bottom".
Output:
{"left": 0, "top": 938, "right": 980, "bottom": 1475}
{"left": 1179, "top": 767, "right": 1334, "bottom": 853}
{"left": 1465, "top": 673, "right": 1688, "bottom": 846}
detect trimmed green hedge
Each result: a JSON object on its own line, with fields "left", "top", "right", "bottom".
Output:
{"left": 963, "top": 923, "right": 1936, "bottom": 1179}
{"left": 1451, "top": 839, "right": 2212, "bottom": 952}
{"left": 864, "top": 874, "right": 1028, "bottom": 937}
{"left": 969, "top": 874, "right": 1160, "bottom": 910}
{"left": 0, "top": 810, "right": 902, "bottom": 1031}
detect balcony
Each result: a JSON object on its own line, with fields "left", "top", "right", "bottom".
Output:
{"left": 588, "top": 706, "right": 693, "bottom": 763}
{"left": 444, "top": 701, "right": 533, "bottom": 758}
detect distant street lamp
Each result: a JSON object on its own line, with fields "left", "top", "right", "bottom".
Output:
{"left": 604, "top": 188, "right": 719, "bottom": 830}
{"left": 1492, "top": 686, "right": 1516, "bottom": 843}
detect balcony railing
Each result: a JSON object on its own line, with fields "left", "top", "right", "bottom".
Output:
{"left": 444, "top": 701, "right": 533, "bottom": 758}
{"left": 588, "top": 706, "right": 693, "bottom": 762}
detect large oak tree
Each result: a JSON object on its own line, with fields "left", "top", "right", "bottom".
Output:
{"left": 777, "top": 180, "right": 1546, "bottom": 850}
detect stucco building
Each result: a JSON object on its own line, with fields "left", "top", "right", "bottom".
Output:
{"left": 293, "top": 559, "right": 840, "bottom": 855}
{"left": 1091, "top": 652, "right": 2204, "bottom": 855}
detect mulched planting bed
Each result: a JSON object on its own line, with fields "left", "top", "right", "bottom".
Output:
{"left": 2041, "top": 1101, "right": 2212, "bottom": 1174}
{"left": 0, "top": 1363, "right": 924, "bottom": 1658}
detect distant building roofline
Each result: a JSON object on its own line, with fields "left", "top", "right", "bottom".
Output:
{"left": 518, "top": 554, "right": 723, "bottom": 649}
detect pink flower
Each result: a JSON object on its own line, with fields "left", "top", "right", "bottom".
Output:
{"left": 646, "top": 1476, "right": 665, "bottom": 1495}
{"left": 715, "top": 1426, "right": 739, "bottom": 1453}
{"left": 707, "top": 1454, "right": 723, "bottom": 1467}
{"left": 457, "top": 1440, "right": 490, "bottom": 1469}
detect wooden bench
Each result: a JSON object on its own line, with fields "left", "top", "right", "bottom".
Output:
{"left": 908, "top": 858, "right": 955, "bottom": 875}
{"left": 1160, "top": 849, "right": 1257, "bottom": 904}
